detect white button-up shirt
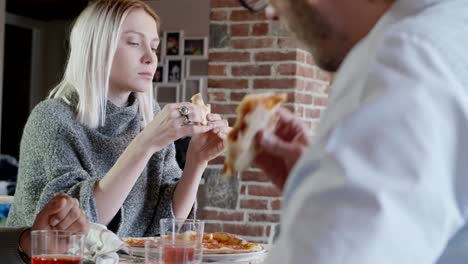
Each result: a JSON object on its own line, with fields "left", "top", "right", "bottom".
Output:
{"left": 266, "top": 0, "right": 468, "bottom": 263}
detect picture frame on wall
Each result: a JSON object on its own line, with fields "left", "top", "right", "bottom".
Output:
{"left": 154, "top": 83, "right": 180, "bottom": 106}
{"left": 183, "top": 37, "right": 208, "bottom": 58}
{"left": 185, "top": 59, "right": 209, "bottom": 78}
{"left": 164, "top": 31, "right": 183, "bottom": 56}
{"left": 153, "top": 64, "right": 165, "bottom": 83}
{"left": 182, "top": 77, "right": 206, "bottom": 102}
{"left": 166, "top": 57, "right": 184, "bottom": 83}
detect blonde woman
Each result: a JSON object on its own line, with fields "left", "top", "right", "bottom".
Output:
{"left": 7, "top": 0, "right": 229, "bottom": 237}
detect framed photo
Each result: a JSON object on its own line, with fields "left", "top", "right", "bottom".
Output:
{"left": 154, "top": 83, "right": 180, "bottom": 106}
{"left": 182, "top": 77, "right": 206, "bottom": 102}
{"left": 185, "top": 59, "right": 208, "bottom": 78}
{"left": 153, "top": 64, "right": 165, "bottom": 83}
{"left": 164, "top": 31, "right": 183, "bottom": 56}
{"left": 183, "top": 37, "right": 208, "bottom": 58}
{"left": 166, "top": 57, "right": 184, "bottom": 83}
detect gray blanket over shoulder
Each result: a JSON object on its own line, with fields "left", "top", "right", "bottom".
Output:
{"left": 7, "top": 95, "right": 191, "bottom": 237}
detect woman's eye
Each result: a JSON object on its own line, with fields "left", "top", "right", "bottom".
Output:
{"left": 151, "top": 48, "right": 157, "bottom": 53}
{"left": 128, "top": 42, "right": 139, "bottom": 46}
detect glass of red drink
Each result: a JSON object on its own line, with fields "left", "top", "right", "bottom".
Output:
{"left": 31, "top": 230, "right": 85, "bottom": 264}
{"left": 159, "top": 219, "right": 204, "bottom": 264}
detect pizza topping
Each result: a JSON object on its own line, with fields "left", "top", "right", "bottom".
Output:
{"left": 223, "top": 93, "right": 287, "bottom": 176}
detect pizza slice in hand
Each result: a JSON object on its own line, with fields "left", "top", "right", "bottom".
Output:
{"left": 191, "top": 93, "right": 211, "bottom": 125}
{"left": 223, "top": 93, "right": 287, "bottom": 176}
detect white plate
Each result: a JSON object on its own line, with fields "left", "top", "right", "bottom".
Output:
{"left": 128, "top": 245, "right": 267, "bottom": 263}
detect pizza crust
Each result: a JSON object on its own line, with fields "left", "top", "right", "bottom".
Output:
{"left": 191, "top": 93, "right": 211, "bottom": 125}
{"left": 223, "top": 93, "right": 287, "bottom": 176}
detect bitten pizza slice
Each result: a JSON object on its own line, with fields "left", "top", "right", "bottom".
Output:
{"left": 223, "top": 93, "right": 287, "bottom": 176}
{"left": 191, "top": 93, "right": 211, "bottom": 125}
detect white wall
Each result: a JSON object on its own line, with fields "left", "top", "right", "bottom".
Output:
{"left": 147, "top": 0, "right": 210, "bottom": 37}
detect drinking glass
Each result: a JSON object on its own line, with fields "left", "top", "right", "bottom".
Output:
{"left": 31, "top": 230, "right": 85, "bottom": 264}
{"left": 159, "top": 218, "right": 204, "bottom": 264}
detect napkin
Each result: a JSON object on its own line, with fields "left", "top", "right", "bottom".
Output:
{"left": 84, "top": 223, "right": 130, "bottom": 264}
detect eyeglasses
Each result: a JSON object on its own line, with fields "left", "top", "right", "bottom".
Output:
{"left": 238, "top": 0, "right": 269, "bottom": 12}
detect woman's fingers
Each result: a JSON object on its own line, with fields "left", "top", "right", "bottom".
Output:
{"left": 48, "top": 197, "right": 79, "bottom": 227}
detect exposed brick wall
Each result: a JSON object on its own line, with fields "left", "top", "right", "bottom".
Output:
{"left": 201, "top": 0, "right": 331, "bottom": 243}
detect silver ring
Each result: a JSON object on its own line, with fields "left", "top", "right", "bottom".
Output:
{"left": 178, "top": 106, "right": 191, "bottom": 117}
{"left": 183, "top": 115, "right": 193, "bottom": 125}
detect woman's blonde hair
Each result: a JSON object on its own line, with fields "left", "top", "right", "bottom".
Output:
{"left": 49, "top": 0, "right": 160, "bottom": 128}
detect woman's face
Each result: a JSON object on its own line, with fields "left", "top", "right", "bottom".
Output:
{"left": 109, "top": 8, "right": 159, "bottom": 101}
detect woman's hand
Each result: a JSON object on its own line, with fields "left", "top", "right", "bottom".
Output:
{"left": 141, "top": 103, "right": 213, "bottom": 153}
{"left": 186, "top": 113, "right": 231, "bottom": 165}
{"left": 20, "top": 193, "right": 89, "bottom": 257}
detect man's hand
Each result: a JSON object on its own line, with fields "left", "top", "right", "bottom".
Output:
{"left": 19, "top": 193, "right": 89, "bottom": 257}
{"left": 254, "top": 107, "right": 311, "bottom": 191}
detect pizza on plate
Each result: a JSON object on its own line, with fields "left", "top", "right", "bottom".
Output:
{"left": 124, "top": 232, "right": 263, "bottom": 255}
{"left": 202, "top": 232, "right": 263, "bottom": 254}
{"left": 222, "top": 92, "right": 287, "bottom": 176}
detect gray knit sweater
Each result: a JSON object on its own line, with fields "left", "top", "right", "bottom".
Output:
{"left": 7, "top": 94, "right": 189, "bottom": 237}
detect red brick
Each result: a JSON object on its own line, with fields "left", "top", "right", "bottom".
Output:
{"left": 254, "top": 51, "right": 297, "bottom": 62}
{"left": 231, "top": 65, "right": 271, "bottom": 76}
{"left": 253, "top": 79, "right": 296, "bottom": 89}
{"left": 210, "top": 52, "right": 250, "bottom": 62}
{"left": 223, "top": 224, "right": 263, "bottom": 236}
{"left": 230, "top": 10, "right": 266, "bottom": 22}
{"left": 205, "top": 223, "right": 222, "bottom": 233}
{"left": 252, "top": 23, "right": 269, "bottom": 36}
{"left": 230, "top": 92, "right": 248, "bottom": 102}
{"left": 277, "top": 37, "right": 297, "bottom": 49}
{"left": 210, "top": 10, "right": 228, "bottom": 21}
{"left": 305, "top": 108, "right": 321, "bottom": 119}
{"left": 211, "top": 0, "right": 241, "bottom": 8}
{"left": 248, "top": 213, "right": 280, "bottom": 222}
{"left": 231, "top": 38, "right": 275, "bottom": 49}
{"left": 296, "top": 51, "right": 306, "bottom": 63}
{"left": 209, "top": 156, "right": 225, "bottom": 165}
{"left": 313, "top": 97, "right": 328, "bottom": 106}
{"left": 248, "top": 185, "right": 281, "bottom": 197}
{"left": 240, "top": 199, "right": 268, "bottom": 210}
{"left": 208, "top": 91, "right": 226, "bottom": 101}
{"left": 208, "top": 79, "right": 248, "bottom": 89}
{"left": 298, "top": 65, "right": 314, "bottom": 78}
{"left": 306, "top": 54, "right": 315, "bottom": 65}
{"left": 277, "top": 64, "right": 296, "bottom": 76}
{"left": 202, "top": 209, "right": 244, "bottom": 221}
{"left": 296, "top": 93, "right": 313, "bottom": 104}
{"left": 230, "top": 24, "right": 250, "bottom": 37}
{"left": 271, "top": 199, "right": 282, "bottom": 210}
{"left": 211, "top": 104, "right": 239, "bottom": 115}
{"left": 241, "top": 171, "right": 270, "bottom": 182}
{"left": 208, "top": 65, "right": 227, "bottom": 76}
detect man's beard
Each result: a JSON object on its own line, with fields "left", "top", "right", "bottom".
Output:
{"left": 283, "top": 1, "right": 348, "bottom": 72}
